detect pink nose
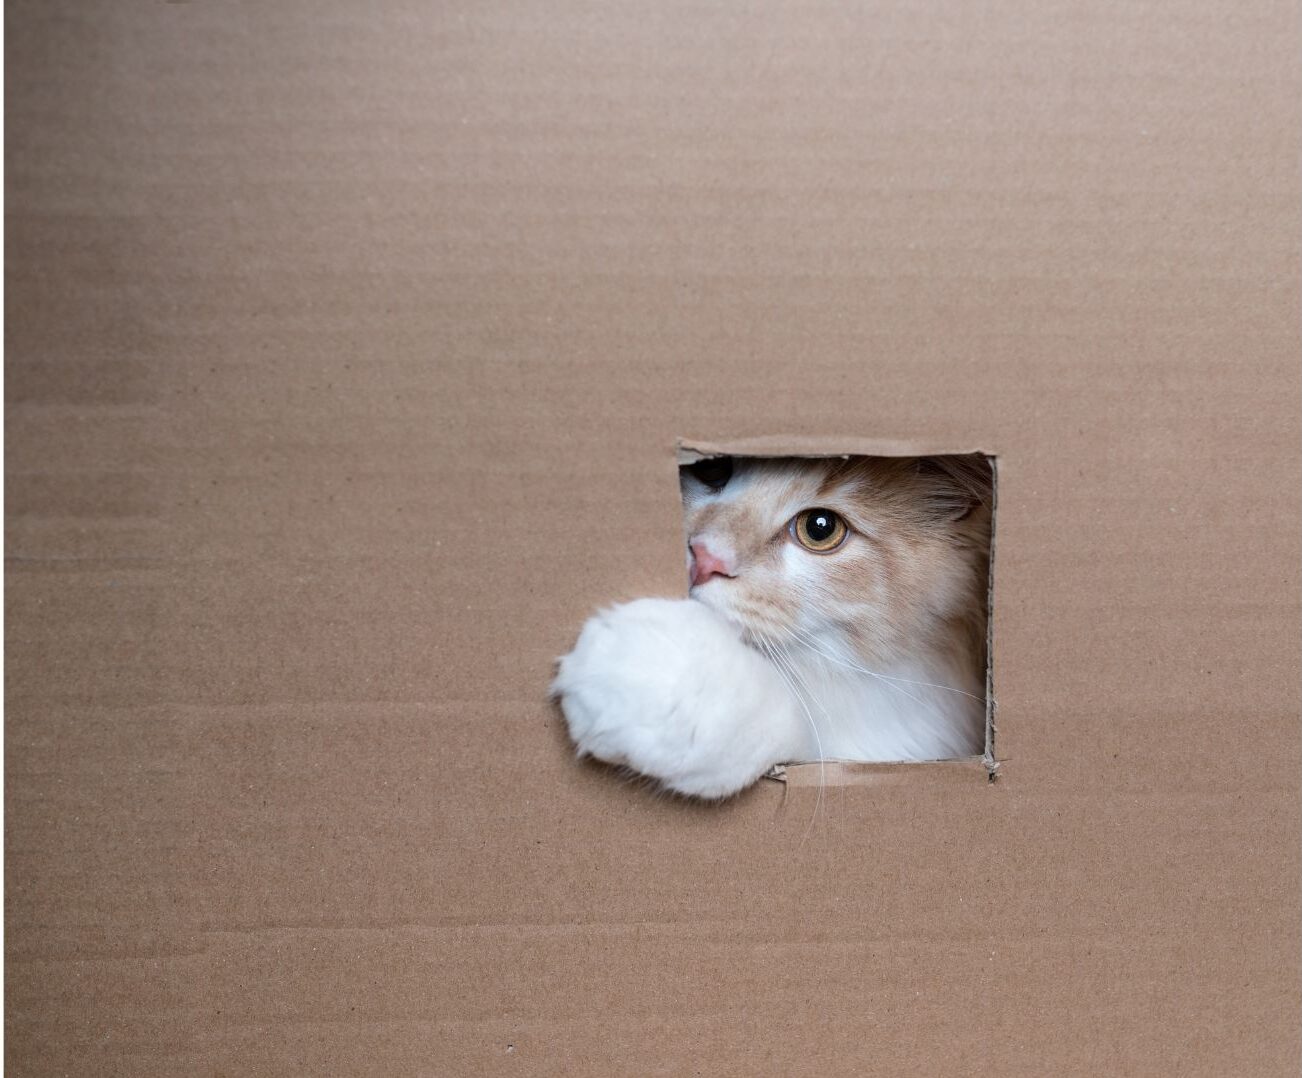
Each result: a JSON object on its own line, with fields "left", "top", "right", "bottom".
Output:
{"left": 689, "top": 541, "right": 733, "bottom": 587}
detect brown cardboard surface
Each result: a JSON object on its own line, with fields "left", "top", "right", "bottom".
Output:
{"left": 5, "top": 1, "right": 1299, "bottom": 1074}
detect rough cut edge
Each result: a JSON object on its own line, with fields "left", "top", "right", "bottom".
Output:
{"left": 764, "top": 757, "right": 989, "bottom": 788}
{"left": 677, "top": 435, "right": 997, "bottom": 464}
{"left": 982, "top": 455, "right": 1000, "bottom": 780}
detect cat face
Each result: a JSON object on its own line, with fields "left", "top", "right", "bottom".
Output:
{"left": 679, "top": 455, "right": 992, "bottom": 665}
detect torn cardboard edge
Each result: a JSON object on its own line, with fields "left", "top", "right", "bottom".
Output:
{"left": 765, "top": 756, "right": 995, "bottom": 788}
{"left": 678, "top": 436, "right": 1001, "bottom": 786}
{"left": 677, "top": 435, "right": 998, "bottom": 464}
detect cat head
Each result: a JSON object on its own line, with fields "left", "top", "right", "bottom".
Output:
{"left": 679, "top": 455, "right": 992, "bottom": 665}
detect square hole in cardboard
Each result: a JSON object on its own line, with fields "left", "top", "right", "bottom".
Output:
{"left": 677, "top": 441, "right": 996, "bottom": 781}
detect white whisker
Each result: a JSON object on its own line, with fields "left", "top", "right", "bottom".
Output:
{"left": 777, "top": 622, "right": 974, "bottom": 746}
{"left": 780, "top": 624, "right": 929, "bottom": 715}
{"left": 755, "top": 632, "right": 825, "bottom": 840}
{"left": 786, "top": 623, "right": 983, "bottom": 702}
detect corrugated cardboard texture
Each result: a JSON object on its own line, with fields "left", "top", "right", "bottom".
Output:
{"left": 6, "top": 1, "right": 1299, "bottom": 1074}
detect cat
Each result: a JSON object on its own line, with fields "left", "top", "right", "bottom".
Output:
{"left": 551, "top": 454, "right": 993, "bottom": 799}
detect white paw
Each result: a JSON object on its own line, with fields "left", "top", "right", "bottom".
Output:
{"left": 552, "top": 597, "right": 804, "bottom": 798}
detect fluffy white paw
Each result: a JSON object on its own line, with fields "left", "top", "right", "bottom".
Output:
{"left": 551, "top": 597, "right": 805, "bottom": 799}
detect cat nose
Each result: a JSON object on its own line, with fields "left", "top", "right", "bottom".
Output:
{"left": 689, "top": 540, "right": 734, "bottom": 587}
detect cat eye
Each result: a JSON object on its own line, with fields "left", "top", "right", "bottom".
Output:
{"left": 687, "top": 456, "right": 733, "bottom": 491}
{"left": 791, "top": 508, "right": 848, "bottom": 553}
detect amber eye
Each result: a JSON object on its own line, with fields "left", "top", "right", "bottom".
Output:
{"left": 791, "top": 508, "right": 848, "bottom": 553}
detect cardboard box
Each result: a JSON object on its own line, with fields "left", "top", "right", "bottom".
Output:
{"left": 5, "top": 1, "right": 1299, "bottom": 1073}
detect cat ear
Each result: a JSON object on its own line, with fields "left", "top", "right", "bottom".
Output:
{"left": 683, "top": 456, "right": 734, "bottom": 492}
{"left": 914, "top": 455, "right": 992, "bottom": 522}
